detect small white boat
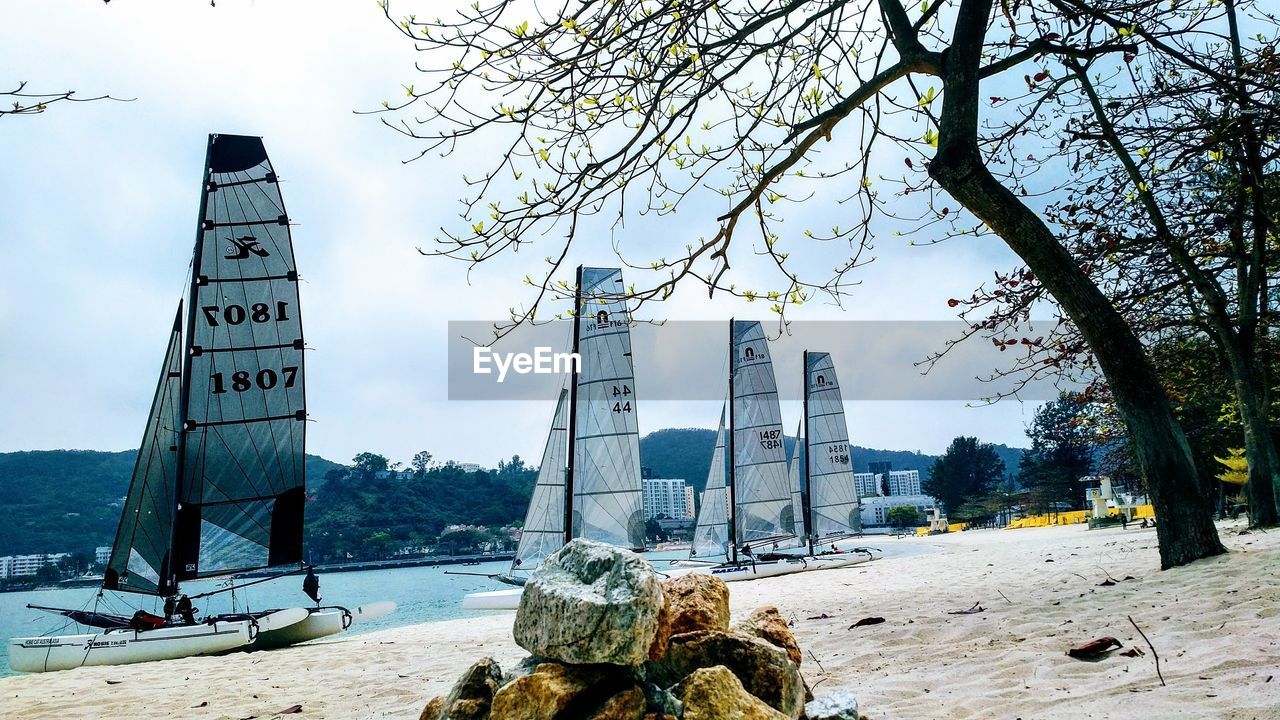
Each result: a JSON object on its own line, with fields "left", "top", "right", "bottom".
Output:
{"left": 247, "top": 601, "right": 396, "bottom": 650}
{"left": 9, "top": 608, "right": 307, "bottom": 673}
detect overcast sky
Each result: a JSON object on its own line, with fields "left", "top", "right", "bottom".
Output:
{"left": 0, "top": 1, "right": 1053, "bottom": 469}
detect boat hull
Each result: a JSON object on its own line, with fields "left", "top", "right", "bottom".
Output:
{"left": 247, "top": 601, "right": 397, "bottom": 651}
{"left": 9, "top": 620, "right": 253, "bottom": 673}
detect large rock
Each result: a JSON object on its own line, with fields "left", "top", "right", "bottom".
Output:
{"left": 804, "top": 689, "right": 860, "bottom": 720}
{"left": 515, "top": 539, "right": 665, "bottom": 666}
{"left": 675, "top": 666, "right": 789, "bottom": 720}
{"left": 733, "top": 606, "right": 801, "bottom": 667}
{"left": 586, "top": 685, "right": 647, "bottom": 720}
{"left": 646, "top": 631, "right": 805, "bottom": 718}
{"left": 419, "top": 657, "right": 503, "bottom": 720}
{"left": 490, "top": 662, "right": 643, "bottom": 720}
{"left": 648, "top": 589, "right": 672, "bottom": 661}
{"left": 661, "top": 573, "right": 730, "bottom": 636}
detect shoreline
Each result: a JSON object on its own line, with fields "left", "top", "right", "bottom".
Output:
{"left": 2, "top": 521, "right": 1276, "bottom": 719}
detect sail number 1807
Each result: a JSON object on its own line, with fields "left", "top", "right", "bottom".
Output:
{"left": 211, "top": 367, "right": 298, "bottom": 394}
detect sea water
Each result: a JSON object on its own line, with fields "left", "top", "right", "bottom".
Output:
{"left": 0, "top": 551, "right": 699, "bottom": 677}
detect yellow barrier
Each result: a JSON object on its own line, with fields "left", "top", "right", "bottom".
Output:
{"left": 1005, "top": 505, "right": 1155, "bottom": 528}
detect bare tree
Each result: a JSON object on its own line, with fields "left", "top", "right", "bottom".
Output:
{"left": 375, "top": 0, "right": 1229, "bottom": 567}
{"left": 1, "top": 81, "right": 123, "bottom": 120}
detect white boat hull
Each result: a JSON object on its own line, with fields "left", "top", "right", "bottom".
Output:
{"left": 8, "top": 608, "right": 309, "bottom": 673}
{"left": 462, "top": 588, "right": 523, "bottom": 611}
{"left": 248, "top": 601, "right": 396, "bottom": 650}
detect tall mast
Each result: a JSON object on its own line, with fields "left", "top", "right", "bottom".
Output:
{"left": 167, "top": 134, "right": 215, "bottom": 598}
{"left": 563, "top": 265, "right": 584, "bottom": 545}
{"left": 727, "top": 318, "right": 738, "bottom": 564}
{"left": 801, "top": 350, "right": 815, "bottom": 555}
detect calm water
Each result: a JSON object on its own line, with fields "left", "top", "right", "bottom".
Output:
{"left": 0, "top": 551, "right": 697, "bottom": 677}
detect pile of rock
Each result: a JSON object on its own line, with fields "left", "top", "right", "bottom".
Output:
{"left": 419, "top": 539, "right": 863, "bottom": 720}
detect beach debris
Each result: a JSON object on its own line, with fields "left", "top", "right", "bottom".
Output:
{"left": 848, "top": 617, "right": 885, "bottom": 628}
{"left": 733, "top": 606, "right": 802, "bottom": 667}
{"left": 948, "top": 602, "right": 985, "bottom": 615}
{"left": 646, "top": 630, "right": 805, "bottom": 717}
{"left": 675, "top": 665, "right": 790, "bottom": 720}
{"left": 1120, "top": 647, "right": 1146, "bottom": 658}
{"left": 663, "top": 573, "right": 731, "bottom": 636}
{"left": 1066, "top": 637, "right": 1123, "bottom": 659}
{"left": 419, "top": 657, "right": 503, "bottom": 720}
{"left": 804, "top": 688, "right": 861, "bottom": 719}
{"left": 1128, "top": 615, "right": 1166, "bottom": 687}
{"left": 806, "top": 613, "right": 832, "bottom": 620}
{"left": 513, "top": 539, "right": 666, "bottom": 665}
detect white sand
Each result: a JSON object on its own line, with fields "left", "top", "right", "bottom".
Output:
{"left": 3, "top": 520, "right": 1277, "bottom": 720}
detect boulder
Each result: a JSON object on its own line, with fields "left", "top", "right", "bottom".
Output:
{"left": 647, "top": 589, "right": 672, "bottom": 661}
{"left": 674, "top": 666, "right": 789, "bottom": 720}
{"left": 514, "top": 539, "right": 665, "bottom": 666}
{"left": 733, "top": 606, "right": 801, "bottom": 667}
{"left": 804, "top": 689, "right": 860, "bottom": 720}
{"left": 661, "top": 573, "right": 730, "bottom": 636}
{"left": 586, "top": 685, "right": 647, "bottom": 720}
{"left": 490, "top": 662, "right": 648, "bottom": 720}
{"left": 646, "top": 631, "right": 805, "bottom": 718}
{"left": 419, "top": 657, "right": 503, "bottom": 720}
{"left": 490, "top": 662, "right": 608, "bottom": 720}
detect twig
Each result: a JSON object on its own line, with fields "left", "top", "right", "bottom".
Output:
{"left": 1128, "top": 615, "right": 1165, "bottom": 687}
{"left": 997, "top": 589, "right": 1013, "bottom": 604}
{"left": 806, "top": 648, "right": 826, "bottom": 674}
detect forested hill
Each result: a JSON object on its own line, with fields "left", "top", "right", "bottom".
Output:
{"left": 640, "top": 428, "right": 1025, "bottom": 494}
{"left": 0, "top": 450, "right": 342, "bottom": 557}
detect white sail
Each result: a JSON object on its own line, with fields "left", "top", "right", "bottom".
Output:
{"left": 690, "top": 408, "right": 730, "bottom": 560}
{"left": 786, "top": 421, "right": 806, "bottom": 539}
{"left": 731, "top": 321, "right": 800, "bottom": 548}
{"left": 511, "top": 388, "right": 570, "bottom": 578}
{"left": 805, "top": 352, "right": 862, "bottom": 539}
{"left": 571, "top": 267, "right": 645, "bottom": 549}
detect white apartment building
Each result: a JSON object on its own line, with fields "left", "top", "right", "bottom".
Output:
{"left": 643, "top": 478, "right": 694, "bottom": 520}
{"left": 0, "top": 553, "right": 70, "bottom": 579}
{"left": 885, "top": 469, "right": 922, "bottom": 496}
{"left": 95, "top": 546, "right": 111, "bottom": 565}
{"left": 854, "top": 472, "right": 879, "bottom": 498}
{"left": 860, "top": 495, "right": 937, "bottom": 528}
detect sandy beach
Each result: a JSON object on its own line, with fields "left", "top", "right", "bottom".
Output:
{"left": 2, "top": 520, "right": 1276, "bottom": 720}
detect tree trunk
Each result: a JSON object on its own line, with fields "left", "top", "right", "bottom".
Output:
{"left": 1224, "top": 348, "right": 1280, "bottom": 525}
{"left": 932, "top": 0, "right": 1225, "bottom": 568}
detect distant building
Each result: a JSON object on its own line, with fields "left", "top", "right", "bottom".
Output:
{"left": 95, "top": 546, "right": 111, "bottom": 565}
{"left": 643, "top": 478, "right": 694, "bottom": 520}
{"left": 868, "top": 460, "right": 893, "bottom": 476}
{"left": 853, "top": 472, "right": 880, "bottom": 499}
{"left": 885, "top": 469, "right": 922, "bottom": 496}
{"left": 860, "top": 495, "right": 937, "bottom": 529}
{"left": 684, "top": 485, "right": 696, "bottom": 519}
{"left": 457, "top": 463, "right": 482, "bottom": 473}
{"left": 0, "top": 553, "right": 70, "bottom": 579}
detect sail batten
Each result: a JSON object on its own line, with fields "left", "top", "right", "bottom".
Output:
{"left": 173, "top": 134, "right": 306, "bottom": 582}
{"left": 103, "top": 306, "right": 185, "bottom": 596}
{"left": 570, "top": 267, "right": 645, "bottom": 550}
{"left": 731, "top": 321, "right": 801, "bottom": 549}
{"left": 511, "top": 388, "right": 570, "bottom": 578}
{"left": 805, "top": 352, "right": 862, "bottom": 539}
{"left": 690, "top": 408, "right": 730, "bottom": 560}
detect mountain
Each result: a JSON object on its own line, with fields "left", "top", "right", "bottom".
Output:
{"left": 0, "top": 450, "right": 346, "bottom": 557}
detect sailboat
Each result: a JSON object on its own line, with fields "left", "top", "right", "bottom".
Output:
{"left": 462, "top": 266, "right": 646, "bottom": 610}
{"left": 679, "top": 323, "right": 874, "bottom": 581}
{"left": 9, "top": 134, "right": 389, "bottom": 673}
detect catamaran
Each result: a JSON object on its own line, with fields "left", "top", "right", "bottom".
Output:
{"left": 462, "top": 266, "right": 647, "bottom": 610}
{"left": 678, "top": 322, "right": 874, "bottom": 581}
{"left": 9, "top": 134, "right": 390, "bottom": 673}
